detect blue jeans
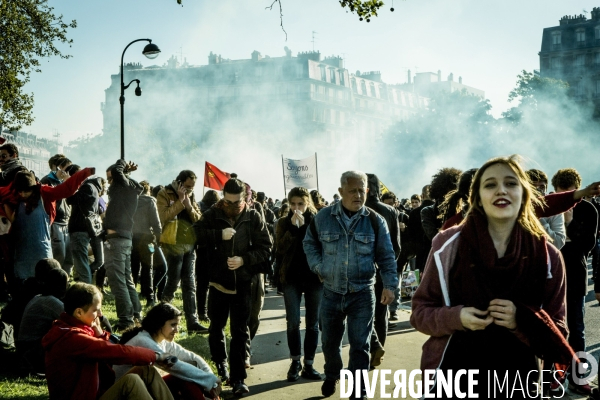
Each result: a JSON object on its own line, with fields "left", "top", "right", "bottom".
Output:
{"left": 320, "top": 287, "right": 375, "bottom": 384}
{"left": 71, "top": 231, "right": 92, "bottom": 283}
{"left": 51, "top": 224, "right": 73, "bottom": 276}
{"left": 283, "top": 281, "right": 323, "bottom": 361}
{"left": 105, "top": 237, "right": 141, "bottom": 327}
{"left": 162, "top": 244, "right": 198, "bottom": 325}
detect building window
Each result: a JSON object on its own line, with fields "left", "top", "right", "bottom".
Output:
{"left": 351, "top": 78, "right": 357, "bottom": 93}
{"left": 320, "top": 65, "right": 327, "bottom": 81}
{"left": 551, "top": 31, "right": 561, "bottom": 45}
{"left": 550, "top": 57, "right": 561, "bottom": 69}
{"left": 575, "top": 54, "right": 586, "bottom": 67}
{"left": 597, "top": 80, "right": 600, "bottom": 97}
{"left": 369, "top": 83, "right": 376, "bottom": 98}
{"left": 339, "top": 72, "right": 345, "bottom": 87}
{"left": 576, "top": 29, "right": 585, "bottom": 43}
{"left": 577, "top": 80, "right": 586, "bottom": 96}
{"left": 596, "top": 26, "right": 600, "bottom": 40}
{"left": 360, "top": 80, "right": 367, "bottom": 96}
{"left": 329, "top": 69, "right": 336, "bottom": 84}
{"left": 595, "top": 52, "right": 600, "bottom": 64}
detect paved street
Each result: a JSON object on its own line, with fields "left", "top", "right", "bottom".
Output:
{"left": 226, "top": 261, "right": 598, "bottom": 399}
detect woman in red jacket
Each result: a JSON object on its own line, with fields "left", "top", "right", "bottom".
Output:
{"left": 4, "top": 168, "right": 94, "bottom": 282}
{"left": 411, "top": 155, "right": 572, "bottom": 398}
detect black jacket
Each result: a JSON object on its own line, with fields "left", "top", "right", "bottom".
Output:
{"left": 104, "top": 159, "right": 143, "bottom": 239}
{"left": 276, "top": 210, "right": 320, "bottom": 286}
{"left": 133, "top": 195, "right": 162, "bottom": 240}
{"left": 66, "top": 176, "right": 102, "bottom": 234}
{"left": 194, "top": 206, "right": 272, "bottom": 292}
{"left": 366, "top": 174, "right": 401, "bottom": 260}
{"left": 561, "top": 199, "right": 598, "bottom": 297}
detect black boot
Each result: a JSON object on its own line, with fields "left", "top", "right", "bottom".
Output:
{"left": 287, "top": 360, "right": 302, "bottom": 382}
{"left": 301, "top": 363, "right": 322, "bottom": 380}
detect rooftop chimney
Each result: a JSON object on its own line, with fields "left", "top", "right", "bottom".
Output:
{"left": 251, "top": 50, "right": 262, "bottom": 62}
{"left": 408, "top": 69, "right": 412, "bottom": 84}
{"left": 448, "top": 73, "right": 454, "bottom": 82}
{"left": 459, "top": 76, "right": 462, "bottom": 84}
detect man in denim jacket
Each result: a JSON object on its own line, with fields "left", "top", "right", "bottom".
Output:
{"left": 303, "top": 171, "right": 398, "bottom": 399}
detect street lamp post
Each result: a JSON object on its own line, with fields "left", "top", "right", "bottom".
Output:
{"left": 120, "top": 39, "right": 161, "bottom": 160}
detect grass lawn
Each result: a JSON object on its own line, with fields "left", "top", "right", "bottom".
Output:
{"left": 0, "top": 285, "right": 228, "bottom": 400}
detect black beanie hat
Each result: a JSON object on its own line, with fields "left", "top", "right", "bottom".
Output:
{"left": 13, "top": 171, "right": 37, "bottom": 192}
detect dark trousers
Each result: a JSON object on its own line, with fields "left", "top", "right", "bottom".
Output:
{"left": 195, "top": 247, "right": 210, "bottom": 317}
{"left": 370, "top": 271, "right": 388, "bottom": 349}
{"left": 131, "top": 236, "right": 165, "bottom": 301}
{"left": 208, "top": 282, "right": 252, "bottom": 382}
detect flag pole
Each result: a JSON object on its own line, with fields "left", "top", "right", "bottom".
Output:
{"left": 203, "top": 162, "right": 206, "bottom": 195}
{"left": 315, "top": 152, "right": 320, "bottom": 192}
{"left": 281, "top": 154, "right": 286, "bottom": 197}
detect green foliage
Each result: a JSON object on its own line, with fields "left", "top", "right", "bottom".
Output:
{"left": 339, "top": 0, "right": 385, "bottom": 21}
{"left": 502, "top": 70, "right": 570, "bottom": 122}
{"left": 0, "top": 0, "right": 76, "bottom": 130}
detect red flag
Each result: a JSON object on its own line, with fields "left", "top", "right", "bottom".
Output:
{"left": 0, "top": 137, "right": 5, "bottom": 145}
{"left": 204, "top": 161, "right": 230, "bottom": 190}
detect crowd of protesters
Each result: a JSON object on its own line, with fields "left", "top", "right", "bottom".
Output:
{"left": 0, "top": 143, "right": 599, "bottom": 399}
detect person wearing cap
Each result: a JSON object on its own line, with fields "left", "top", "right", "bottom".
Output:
{"left": 2, "top": 168, "right": 94, "bottom": 283}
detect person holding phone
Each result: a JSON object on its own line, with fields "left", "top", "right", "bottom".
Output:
{"left": 156, "top": 170, "right": 206, "bottom": 333}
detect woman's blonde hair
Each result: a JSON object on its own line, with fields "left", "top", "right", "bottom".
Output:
{"left": 464, "top": 155, "right": 548, "bottom": 240}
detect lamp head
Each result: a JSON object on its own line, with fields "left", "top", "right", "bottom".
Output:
{"left": 143, "top": 42, "right": 161, "bottom": 60}
{"left": 135, "top": 86, "right": 142, "bottom": 96}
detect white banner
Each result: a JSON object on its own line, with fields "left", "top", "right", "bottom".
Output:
{"left": 282, "top": 154, "right": 319, "bottom": 192}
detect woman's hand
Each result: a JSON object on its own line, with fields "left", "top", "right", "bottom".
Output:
{"left": 460, "top": 307, "right": 493, "bottom": 330}
{"left": 291, "top": 210, "right": 305, "bottom": 227}
{"left": 209, "top": 380, "right": 222, "bottom": 398}
{"left": 488, "top": 299, "right": 517, "bottom": 330}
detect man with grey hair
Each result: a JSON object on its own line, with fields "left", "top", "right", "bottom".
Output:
{"left": 304, "top": 170, "right": 398, "bottom": 399}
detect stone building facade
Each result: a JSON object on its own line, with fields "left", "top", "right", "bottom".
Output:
{"left": 101, "top": 49, "right": 430, "bottom": 155}
{"left": 0, "top": 130, "right": 61, "bottom": 178}
{"left": 539, "top": 7, "right": 600, "bottom": 101}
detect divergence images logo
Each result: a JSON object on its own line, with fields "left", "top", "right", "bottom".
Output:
{"left": 573, "top": 351, "right": 598, "bottom": 386}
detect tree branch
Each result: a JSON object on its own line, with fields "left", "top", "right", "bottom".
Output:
{"left": 266, "top": 0, "right": 287, "bottom": 41}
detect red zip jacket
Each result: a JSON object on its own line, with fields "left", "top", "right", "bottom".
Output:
{"left": 0, "top": 168, "right": 93, "bottom": 225}
{"left": 42, "top": 313, "right": 157, "bottom": 400}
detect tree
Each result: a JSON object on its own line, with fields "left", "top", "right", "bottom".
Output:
{"left": 0, "top": 0, "right": 76, "bottom": 130}
{"left": 501, "top": 70, "right": 570, "bottom": 123}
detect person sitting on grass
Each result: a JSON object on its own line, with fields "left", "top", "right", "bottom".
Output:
{"left": 17, "top": 263, "right": 69, "bottom": 374}
{"left": 42, "top": 282, "right": 175, "bottom": 400}
{"left": 117, "top": 303, "right": 222, "bottom": 400}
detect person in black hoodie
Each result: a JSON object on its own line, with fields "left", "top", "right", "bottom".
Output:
{"left": 0, "top": 143, "right": 27, "bottom": 300}
{"left": 552, "top": 168, "right": 598, "bottom": 395}
{"left": 365, "top": 174, "right": 401, "bottom": 371}
{"left": 66, "top": 165, "right": 104, "bottom": 284}
{"left": 131, "top": 181, "right": 162, "bottom": 308}
{"left": 406, "top": 185, "right": 434, "bottom": 273}
{"left": 104, "top": 159, "right": 144, "bottom": 331}
{"left": 195, "top": 189, "right": 220, "bottom": 322}
{"left": 276, "top": 187, "right": 322, "bottom": 383}
{"left": 193, "top": 178, "right": 272, "bottom": 396}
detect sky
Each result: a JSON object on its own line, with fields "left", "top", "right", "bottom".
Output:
{"left": 19, "top": 0, "right": 599, "bottom": 196}
{"left": 25, "top": 0, "right": 597, "bottom": 139}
